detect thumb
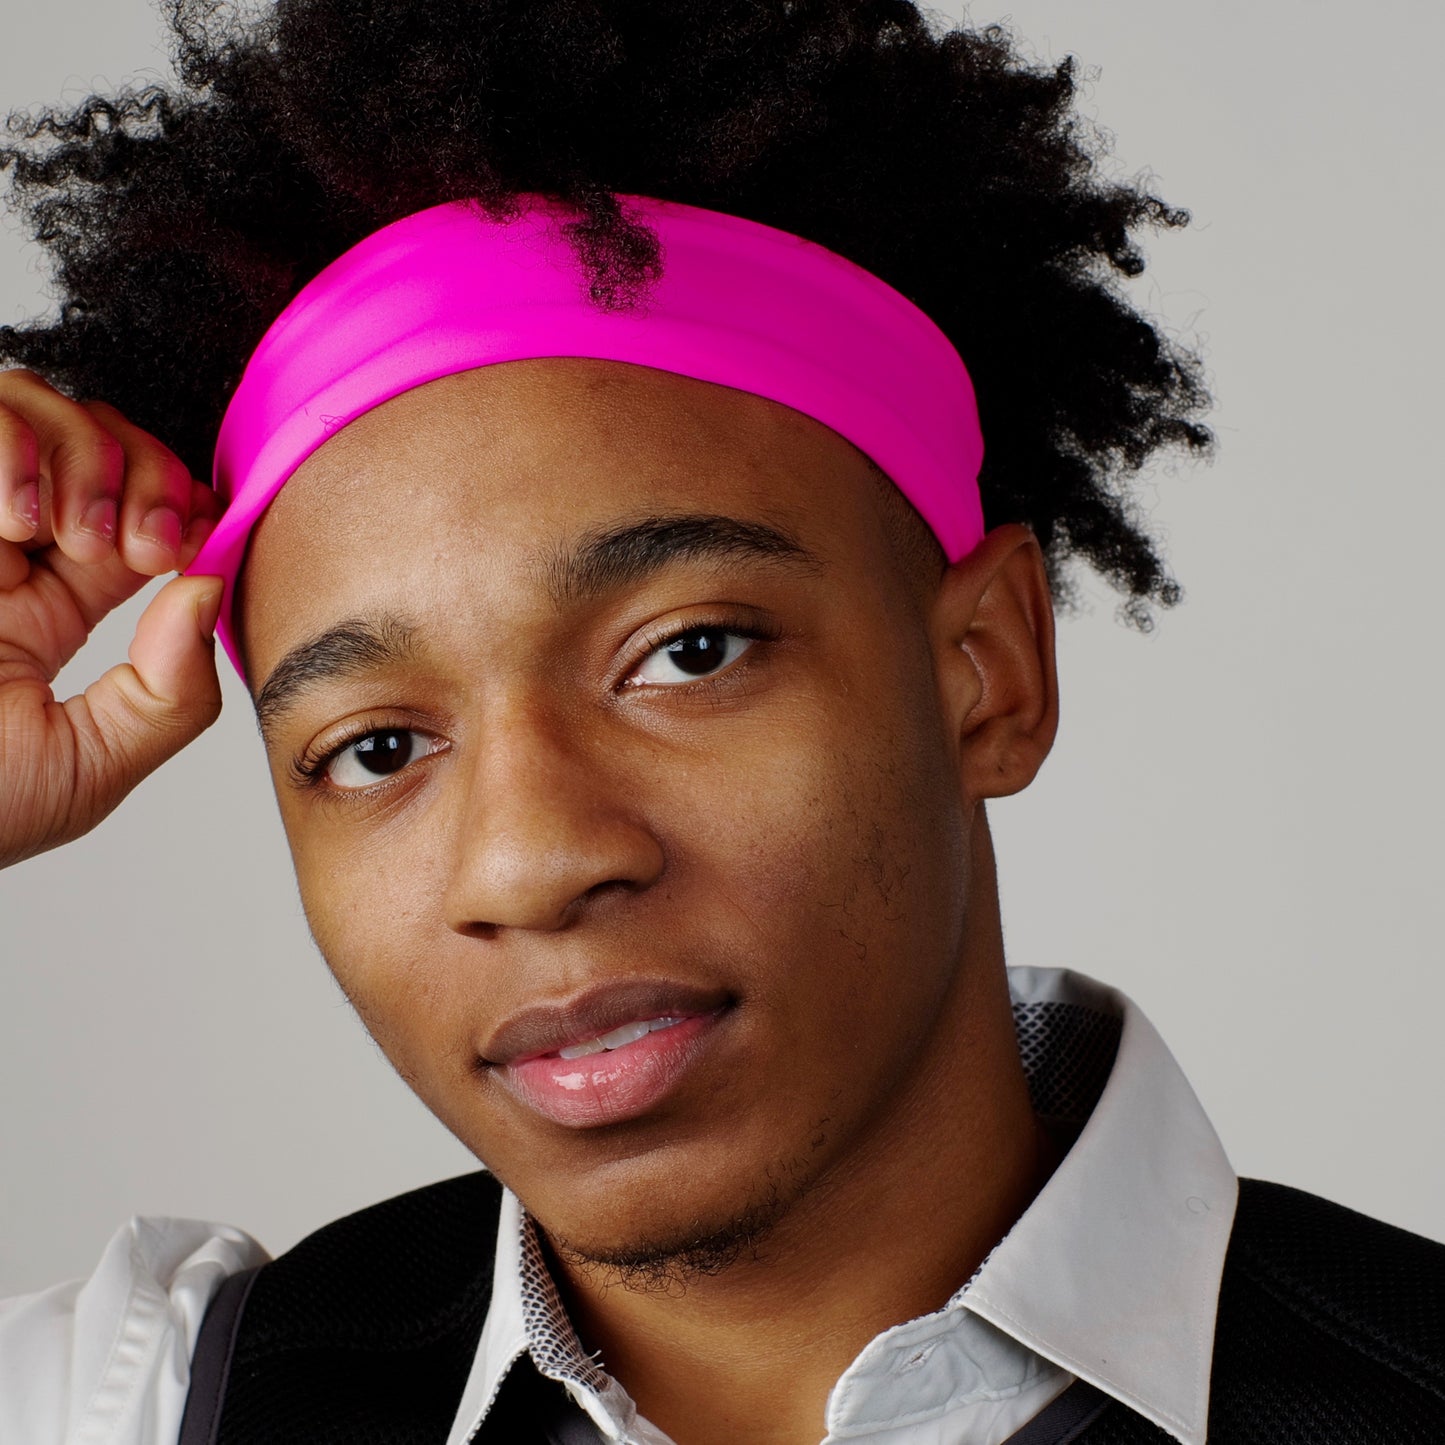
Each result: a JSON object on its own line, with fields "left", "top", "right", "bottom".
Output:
{"left": 70, "top": 575, "right": 226, "bottom": 806}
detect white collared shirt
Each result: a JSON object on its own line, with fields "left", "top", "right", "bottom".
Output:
{"left": 0, "top": 969, "right": 1237, "bottom": 1445}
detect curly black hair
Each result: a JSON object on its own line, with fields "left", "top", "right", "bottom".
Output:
{"left": 0, "top": 0, "right": 1210, "bottom": 618}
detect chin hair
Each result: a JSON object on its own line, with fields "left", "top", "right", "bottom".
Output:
{"left": 547, "top": 1179, "right": 792, "bottom": 1294}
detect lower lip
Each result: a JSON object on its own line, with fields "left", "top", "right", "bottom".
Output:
{"left": 495, "top": 1012, "right": 723, "bottom": 1129}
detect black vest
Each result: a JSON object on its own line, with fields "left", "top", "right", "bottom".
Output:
{"left": 188, "top": 1173, "right": 1445, "bottom": 1444}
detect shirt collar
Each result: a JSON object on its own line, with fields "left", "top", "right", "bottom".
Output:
{"left": 962, "top": 967, "right": 1237, "bottom": 1445}
{"left": 445, "top": 967, "right": 1236, "bottom": 1445}
{"left": 444, "top": 1188, "right": 666, "bottom": 1445}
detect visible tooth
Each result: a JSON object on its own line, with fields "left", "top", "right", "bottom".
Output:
{"left": 554, "top": 1015, "right": 689, "bottom": 1062}
{"left": 557, "top": 1037, "right": 609, "bottom": 1061}
{"left": 598, "top": 1020, "right": 653, "bottom": 1051}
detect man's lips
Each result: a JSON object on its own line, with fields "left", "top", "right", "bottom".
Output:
{"left": 480, "top": 979, "right": 733, "bottom": 1129}
{"left": 480, "top": 978, "right": 732, "bottom": 1066}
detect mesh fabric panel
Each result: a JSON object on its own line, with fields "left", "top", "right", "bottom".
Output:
{"left": 215, "top": 1171, "right": 501, "bottom": 1445}
{"left": 520, "top": 1215, "right": 611, "bottom": 1396}
{"left": 1011, "top": 999, "right": 1122, "bottom": 1127}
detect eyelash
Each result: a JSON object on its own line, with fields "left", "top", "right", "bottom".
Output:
{"left": 291, "top": 614, "right": 776, "bottom": 792}
{"left": 291, "top": 720, "right": 423, "bottom": 790}
{"left": 624, "top": 615, "right": 775, "bottom": 690}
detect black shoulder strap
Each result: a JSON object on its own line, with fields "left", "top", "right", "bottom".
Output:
{"left": 1226, "top": 1177, "right": 1445, "bottom": 1397}
{"left": 190, "top": 1170, "right": 503, "bottom": 1445}
{"left": 177, "top": 1266, "right": 262, "bottom": 1445}
{"left": 1198, "top": 1177, "right": 1445, "bottom": 1440}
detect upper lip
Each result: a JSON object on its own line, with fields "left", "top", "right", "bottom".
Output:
{"left": 480, "top": 979, "right": 732, "bottom": 1066}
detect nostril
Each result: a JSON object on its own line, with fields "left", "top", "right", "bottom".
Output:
{"left": 586, "top": 877, "right": 640, "bottom": 903}
{"left": 457, "top": 920, "right": 500, "bottom": 942}
{"left": 453, "top": 881, "right": 635, "bottom": 939}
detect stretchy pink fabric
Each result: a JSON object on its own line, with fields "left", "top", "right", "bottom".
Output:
{"left": 189, "top": 196, "right": 985, "bottom": 676}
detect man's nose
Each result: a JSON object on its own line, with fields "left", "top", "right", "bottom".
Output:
{"left": 441, "top": 706, "right": 665, "bottom": 936}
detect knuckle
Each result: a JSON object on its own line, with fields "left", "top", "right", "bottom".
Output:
{"left": 0, "top": 384, "right": 46, "bottom": 456}
{"left": 59, "top": 430, "right": 127, "bottom": 490}
{"left": 92, "top": 431, "right": 126, "bottom": 467}
{"left": 0, "top": 370, "right": 64, "bottom": 422}
{"left": 0, "top": 404, "right": 35, "bottom": 448}
{"left": 155, "top": 692, "right": 221, "bottom": 742}
{"left": 0, "top": 368, "right": 48, "bottom": 396}
{"left": 84, "top": 405, "right": 193, "bottom": 501}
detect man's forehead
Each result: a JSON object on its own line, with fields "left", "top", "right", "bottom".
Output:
{"left": 251, "top": 363, "right": 868, "bottom": 573}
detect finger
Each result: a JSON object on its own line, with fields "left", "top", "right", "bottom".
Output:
{"left": 0, "top": 371, "right": 123, "bottom": 566}
{"left": 0, "top": 400, "right": 42, "bottom": 545}
{"left": 178, "top": 479, "right": 222, "bottom": 570}
{"left": 62, "top": 575, "right": 225, "bottom": 819}
{"left": 84, "top": 401, "right": 198, "bottom": 577}
{"left": 0, "top": 537, "right": 29, "bottom": 591}
{"left": 30, "top": 507, "right": 157, "bottom": 636}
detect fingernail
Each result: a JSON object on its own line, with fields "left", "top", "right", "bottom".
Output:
{"left": 196, "top": 582, "right": 224, "bottom": 640}
{"left": 137, "top": 506, "right": 182, "bottom": 552}
{"left": 11, "top": 482, "right": 39, "bottom": 531}
{"left": 78, "top": 497, "right": 117, "bottom": 541}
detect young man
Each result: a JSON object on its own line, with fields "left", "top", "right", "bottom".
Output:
{"left": 0, "top": 3, "right": 1440, "bottom": 1443}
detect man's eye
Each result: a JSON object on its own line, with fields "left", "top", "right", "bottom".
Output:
{"left": 325, "top": 729, "right": 434, "bottom": 788}
{"left": 632, "top": 627, "right": 754, "bottom": 686}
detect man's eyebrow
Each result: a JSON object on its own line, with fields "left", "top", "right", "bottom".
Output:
{"left": 546, "top": 513, "right": 822, "bottom": 606}
{"left": 254, "top": 615, "right": 420, "bottom": 737}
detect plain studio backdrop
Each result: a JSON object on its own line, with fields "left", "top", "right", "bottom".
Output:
{"left": 1, "top": 0, "right": 1441, "bottom": 1298}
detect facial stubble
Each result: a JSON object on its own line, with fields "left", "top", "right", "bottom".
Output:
{"left": 531, "top": 1110, "right": 841, "bottom": 1294}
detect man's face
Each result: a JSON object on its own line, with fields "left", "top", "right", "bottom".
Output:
{"left": 241, "top": 358, "right": 992, "bottom": 1266}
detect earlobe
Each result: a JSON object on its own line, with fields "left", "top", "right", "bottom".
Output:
{"left": 929, "top": 523, "right": 1059, "bottom": 801}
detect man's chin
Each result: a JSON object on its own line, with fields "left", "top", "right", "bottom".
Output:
{"left": 543, "top": 1179, "right": 788, "bottom": 1292}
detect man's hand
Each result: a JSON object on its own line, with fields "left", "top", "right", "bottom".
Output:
{"left": 0, "top": 370, "right": 225, "bottom": 870}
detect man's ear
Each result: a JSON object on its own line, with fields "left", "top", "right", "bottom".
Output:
{"left": 929, "top": 523, "right": 1059, "bottom": 801}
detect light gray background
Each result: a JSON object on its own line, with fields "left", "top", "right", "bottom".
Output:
{"left": 1, "top": 0, "right": 1441, "bottom": 1297}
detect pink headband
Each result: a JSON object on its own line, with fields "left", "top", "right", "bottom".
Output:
{"left": 189, "top": 196, "right": 985, "bottom": 675}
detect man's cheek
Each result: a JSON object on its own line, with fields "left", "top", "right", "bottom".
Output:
{"left": 688, "top": 743, "right": 859, "bottom": 902}
{"left": 298, "top": 874, "right": 421, "bottom": 1039}
{"left": 315, "top": 940, "right": 458, "bottom": 1094}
